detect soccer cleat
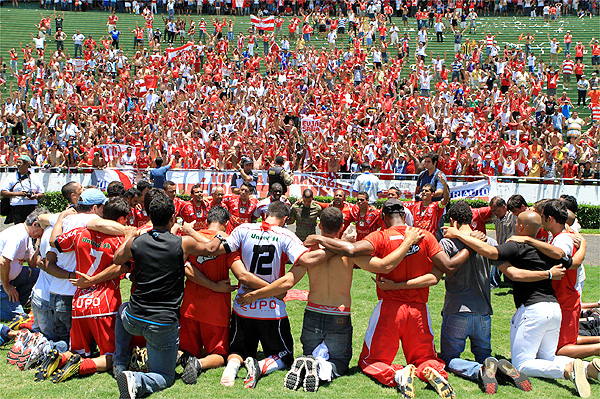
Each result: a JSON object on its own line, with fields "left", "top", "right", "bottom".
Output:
{"left": 284, "top": 356, "right": 307, "bottom": 391}
{"left": 496, "top": 359, "right": 532, "bottom": 391}
{"left": 34, "top": 349, "right": 61, "bottom": 382}
{"left": 7, "top": 330, "right": 32, "bottom": 366}
{"left": 303, "top": 355, "right": 320, "bottom": 393}
{"left": 7, "top": 313, "right": 28, "bottom": 330}
{"left": 52, "top": 354, "right": 81, "bottom": 383}
{"left": 0, "top": 324, "right": 13, "bottom": 346}
{"left": 243, "top": 357, "right": 261, "bottom": 389}
{"left": 117, "top": 371, "right": 138, "bottom": 399}
{"left": 17, "top": 333, "right": 44, "bottom": 370}
{"left": 479, "top": 357, "right": 498, "bottom": 395}
{"left": 181, "top": 353, "right": 202, "bottom": 385}
{"left": 396, "top": 364, "right": 417, "bottom": 399}
{"left": 423, "top": 367, "right": 456, "bottom": 399}
{"left": 24, "top": 335, "right": 49, "bottom": 370}
{"left": 138, "top": 348, "right": 148, "bottom": 373}
{"left": 129, "top": 346, "right": 140, "bottom": 372}
{"left": 570, "top": 359, "right": 591, "bottom": 398}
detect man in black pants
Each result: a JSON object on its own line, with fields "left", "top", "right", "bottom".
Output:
{"left": 112, "top": 191, "right": 223, "bottom": 398}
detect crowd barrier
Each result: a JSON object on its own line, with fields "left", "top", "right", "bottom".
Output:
{"left": 0, "top": 168, "right": 598, "bottom": 205}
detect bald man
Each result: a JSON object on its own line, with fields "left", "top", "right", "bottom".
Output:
{"left": 443, "top": 211, "right": 599, "bottom": 398}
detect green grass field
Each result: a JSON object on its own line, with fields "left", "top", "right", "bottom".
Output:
{"left": 1, "top": 264, "right": 598, "bottom": 399}
{"left": 0, "top": 7, "right": 598, "bottom": 117}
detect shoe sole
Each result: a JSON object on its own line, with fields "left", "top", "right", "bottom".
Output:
{"left": 398, "top": 364, "right": 416, "bottom": 399}
{"left": 572, "top": 359, "right": 591, "bottom": 398}
{"left": 52, "top": 358, "right": 81, "bottom": 383}
{"left": 303, "top": 356, "right": 319, "bottom": 393}
{"left": 424, "top": 368, "right": 456, "bottom": 399}
{"left": 497, "top": 359, "right": 532, "bottom": 392}
{"left": 34, "top": 350, "right": 60, "bottom": 382}
{"left": 284, "top": 357, "right": 306, "bottom": 391}
{"left": 117, "top": 372, "right": 137, "bottom": 399}
{"left": 182, "top": 356, "right": 200, "bottom": 385}
{"left": 243, "top": 357, "right": 260, "bottom": 389}
{"left": 480, "top": 358, "right": 498, "bottom": 395}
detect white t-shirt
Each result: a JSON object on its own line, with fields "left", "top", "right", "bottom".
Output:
{"left": 32, "top": 217, "right": 58, "bottom": 303}
{"left": 0, "top": 224, "right": 33, "bottom": 281}
{"left": 48, "top": 213, "right": 100, "bottom": 296}
{"left": 226, "top": 223, "right": 308, "bottom": 320}
{"left": 0, "top": 172, "right": 45, "bottom": 206}
{"left": 353, "top": 172, "right": 381, "bottom": 204}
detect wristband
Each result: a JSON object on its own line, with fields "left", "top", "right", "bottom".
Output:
{"left": 548, "top": 270, "right": 552, "bottom": 280}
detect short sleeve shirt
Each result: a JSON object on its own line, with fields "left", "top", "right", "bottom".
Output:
{"left": 364, "top": 225, "right": 442, "bottom": 303}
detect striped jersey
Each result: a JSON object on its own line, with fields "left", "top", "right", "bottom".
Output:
{"left": 225, "top": 222, "right": 309, "bottom": 319}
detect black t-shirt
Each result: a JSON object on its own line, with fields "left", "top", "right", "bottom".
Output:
{"left": 128, "top": 230, "right": 184, "bottom": 325}
{"left": 496, "top": 241, "right": 557, "bottom": 309}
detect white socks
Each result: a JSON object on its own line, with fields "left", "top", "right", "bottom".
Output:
{"left": 220, "top": 359, "right": 241, "bottom": 387}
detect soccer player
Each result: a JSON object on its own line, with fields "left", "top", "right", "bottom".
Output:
{"left": 438, "top": 201, "right": 529, "bottom": 394}
{"left": 253, "top": 183, "right": 291, "bottom": 221}
{"left": 238, "top": 207, "right": 426, "bottom": 392}
{"left": 221, "top": 181, "right": 258, "bottom": 233}
{"left": 163, "top": 180, "right": 194, "bottom": 224}
{"left": 112, "top": 192, "right": 224, "bottom": 398}
{"left": 306, "top": 199, "right": 466, "bottom": 399}
{"left": 188, "top": 184, "right": 210, "bottom": 230}
{"left": 212, "top": 201, "right": 330, "bottom": 389}
{"left": 404, "top": 173, "right": 450, "bottom": 236}
{"left": 350, "top": 191, "right": 382, "bottom": 241}
{"left": 48, "top": 197, "right": 134, "bottom": 383}
{"left": 176, "top": 206, "right": 270, "bottom": 385}
{"left": 443, "top": 211, "right": 599, "bottom": 398}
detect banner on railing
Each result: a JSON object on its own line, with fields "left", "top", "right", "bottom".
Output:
{"left": 1, "top": 170, "right": 598, "bottom": 205}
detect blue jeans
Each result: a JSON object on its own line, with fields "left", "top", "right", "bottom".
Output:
{"left": 0, "top": 266, "right": 39, "bottom": 321}
{"left": 31, "top": 294, "right": 54, "bottom": 338}
{"left": 300, "top": 309, "right": 353, "bottom": 377}
{"left": 115, "top": 302, "right": 179, "bottom": 397}
{"left": 49, "top": 293, "right": 72, "bottom": 344}
{"left": 440, "top": 313, "right": 492, "bottom": 381}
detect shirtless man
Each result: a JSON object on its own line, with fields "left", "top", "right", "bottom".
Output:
{"left": 238, "top": 207, "right": 427, "bottom": 392}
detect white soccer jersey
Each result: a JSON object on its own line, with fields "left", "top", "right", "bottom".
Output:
{"left": 226, "top": 222, "right": 308, "bottom": 319}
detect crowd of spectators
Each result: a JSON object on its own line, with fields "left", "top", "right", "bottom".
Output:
{"left": 0, "top": 0, "right": 599, "bottom": 184}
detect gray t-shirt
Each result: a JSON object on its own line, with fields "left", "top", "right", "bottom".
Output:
{"left": 440, "top": 236, "right": 501, "bottom": 315}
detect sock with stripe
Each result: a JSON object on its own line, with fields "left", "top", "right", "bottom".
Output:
{"left": 258, "top": 355, "right": 285, "bottom": 376}
{"left": 59, "top": 353, "right": 68, "bottom": 367}
{"left": 79, "top": 358, "right": 97, "bottom": 375}
{"left": 221, "top": 358, "right": 241, "bottom": 387}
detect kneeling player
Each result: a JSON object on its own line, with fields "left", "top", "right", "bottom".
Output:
{"left": 177, "top": 206, "right": 270, "bottom": 385}
{"left": 47, "top": 198, "right": 134, "bottom": 382}
{"left": 238, "top": 207, "right": 426, "bottom": 392}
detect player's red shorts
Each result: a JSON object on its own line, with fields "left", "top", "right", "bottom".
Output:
{"left": 70, "top": 315, "right": 116, "bottom": 356}
{"left": 557, "top": 302, "right": 581, "bottom": 350}
{"left": 179, "top": 316, "right": 229, "bottom": 359}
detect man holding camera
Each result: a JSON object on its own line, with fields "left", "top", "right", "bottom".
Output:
{"left": 1, "top": 155, "right": 45, "bottom": 224}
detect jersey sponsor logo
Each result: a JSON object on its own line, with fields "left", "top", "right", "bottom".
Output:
{"left": 406, "top": 244, "right": 421, "bottom": 256}
{"left": 195, "top": 255, "right": 217, "bottom": 264}
{"left": 239, "top": 299, "right": 278, "bottom": 311}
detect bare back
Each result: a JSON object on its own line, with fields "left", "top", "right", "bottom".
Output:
{"left": 306, "top": 255, "right": 353, "bottom": 309}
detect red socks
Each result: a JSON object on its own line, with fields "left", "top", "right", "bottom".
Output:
{"left": 79, "top": 358, "right": 98, "bottom": 375}
{"left": 59, "top": 353, "right": 68, "bottom": 367}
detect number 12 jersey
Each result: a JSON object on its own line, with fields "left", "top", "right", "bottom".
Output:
{"left": 225, "top": 222, "right": 309, "bottom": 320}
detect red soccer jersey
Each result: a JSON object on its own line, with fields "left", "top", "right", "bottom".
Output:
{"left": 222, "top": 195, "right": 258, "bottom": 233}
{"left": 55, "top": 227, "right": 124, "bottom": 318}
{"left": 404, "top": 201, "right": 446, "bottom": 235}
{"left": 365, "top": 226, "right": 442, "bottom": 303}
{"left": 181, "top": 230, "right": 241, "bottom": 327}
{"left": 174, "top": 196, "right": 195, "bottom": 223}
{"left": 189, "top": 200, "right": 210, "bottom": 230}
{"left": 551, "top": 232, "right": 579, "bottom": 310}
{"left": 128, "top": 206, "right": 149, "bottom": 228}
{"left": 351, "top": 207, "right": 382, "bottom": 241}
{"left": 471, "top": 206, "right": 492, "bottom": 233}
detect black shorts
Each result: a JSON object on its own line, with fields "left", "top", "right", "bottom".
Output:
{"left": 229, "top": 312, "right": 294, "bottom": 366}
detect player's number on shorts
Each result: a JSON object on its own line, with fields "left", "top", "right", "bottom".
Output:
{"left": 249, "top": 244, "right": 275, "bottom": 275}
